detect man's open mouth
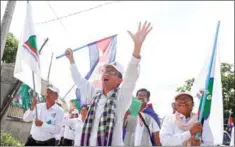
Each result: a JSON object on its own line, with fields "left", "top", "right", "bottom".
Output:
{"left": 103, "top": 78, "right": 109, "bottom": 83}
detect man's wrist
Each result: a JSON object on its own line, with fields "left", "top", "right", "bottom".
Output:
{"left": 69, "top": 59, "right": 75, "bottom": 64}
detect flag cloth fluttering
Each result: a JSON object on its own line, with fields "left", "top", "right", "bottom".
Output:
{"left": 190, "top": 21, "right": 223, "bottom": 145}
{"left": 14, "top": 1, "right": 41, "bottom": 94}
{"left": 72, "top": 35, "right": 117, "bottom": 108}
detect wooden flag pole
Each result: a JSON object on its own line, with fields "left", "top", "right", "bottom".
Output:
{"left": 31, "top": 72, "right": 38, "bottom": 119}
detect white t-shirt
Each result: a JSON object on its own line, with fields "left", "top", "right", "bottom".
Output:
{"left": 134, "top": 112, "right": 160, "bottom": 146}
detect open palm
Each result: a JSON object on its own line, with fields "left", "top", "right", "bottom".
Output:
{"left": 128, "top": 21, "right": 152, "bottom": 47}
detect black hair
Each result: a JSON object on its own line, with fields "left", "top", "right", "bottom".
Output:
{"left": 136, "top": 88, "right": 151, "bottom": 98}
{"left": 118, "top": 72, "right": 123, "bottom": 79}
{"left": 81, "top": 104, "right": 89, "bottom": 110}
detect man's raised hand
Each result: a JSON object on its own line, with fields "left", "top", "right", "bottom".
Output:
{"left": 128, "top": 21, "right": 153, "bottom": 58}
{"left": 65, "top": 48, "right": 75, "bottom": 64}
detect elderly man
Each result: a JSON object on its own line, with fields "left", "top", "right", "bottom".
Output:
{"left": 160, "top": 92, "right": 214, "bottom": 146}
{"left": 65, "top": 21, "right": 152, "bottom": 146}
{"left": 23, "top": 85, "right": 64, "bottom": 146}
{"left": 134, "top": 88, "right": 161, "bottom": 146}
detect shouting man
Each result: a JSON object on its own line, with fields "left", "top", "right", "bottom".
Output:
{"left": 65, "top": 21, "right": 152, "bottom": 146}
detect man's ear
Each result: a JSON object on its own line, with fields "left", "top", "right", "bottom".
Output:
{"left": 118, "top": 78, "right": 123, "bottom": 84}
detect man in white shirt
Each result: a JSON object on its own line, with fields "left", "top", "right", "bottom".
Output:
{"left": 63, "top": 109, "right": 79, "bottom": 146}
{"left": 65, "top": 21, "right": 152, "bottom": 146}
{"left": 134, "top": 88, "right": 161, "bottom": 146}
{"left": 74, "top": 105, "right": 89, "bottom": 146}
{"left": 23, "top": 85, "right": 64, "bottom": 146}
{"left": 160, "top": 92, "right": 214, "bottom": 146}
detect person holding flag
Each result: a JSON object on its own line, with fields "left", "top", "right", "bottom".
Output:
{"left": 65, "top": 21, "right": 152, "bottom": 146}
{"left": 133, "top": 88, "right": 161, "bottom": 146}
{"left": 23, "top": 85, "right": 65, "bottom": 146}
{"left": 159, "top": 92, "right": 214, "bottom": 146}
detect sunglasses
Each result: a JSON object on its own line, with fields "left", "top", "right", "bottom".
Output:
{"left": 101, "top": 69, "right": 118, "bottom": 76}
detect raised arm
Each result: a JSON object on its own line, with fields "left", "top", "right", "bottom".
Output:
{"left": 120, "top": 21, "right": 153, "bottom": 111}
{"left": 66, "top": 48, "right": 96, "bottom": 103}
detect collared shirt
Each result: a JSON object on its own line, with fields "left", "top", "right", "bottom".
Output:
{"left": 159, "top": 113, "right": 214, "bottom": 146}
{"left": 70, "top": 56, "right": 140, "bottom": 146}
{"left": 134, "top": 112, "right": 160, "bottom": 146}
{"left": 124, "top": 115, "right": 137, "bottom": 146}
{"left": 23, "top": 103, "right": 64, "bottom": 141}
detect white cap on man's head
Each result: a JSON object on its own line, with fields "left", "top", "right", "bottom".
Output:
{"left": 47, "top": 84, "right": 59, "bottom": 94}
{"left": 173, "top": 91, "right": 194, "bottom": 102}
{"left": 104, "top": 61, "right": 124, "bottom": 77}
{"left": 72, "top": 109, "right": 79, "bottom": 114}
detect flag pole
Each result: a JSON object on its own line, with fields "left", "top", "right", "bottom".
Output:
{"left": 195, "top": 21, "right": 221, "bottom": 139}
{"left": 47, "top": 52, "right": 54, "bottom": 82}
{"left": 56, "top": 34, "right": 117, "bottom": 59}
{"left": 31, "top": 72, "right": 38, "bottom": 119}
{"left": 31, "top": 37, "right": 50, "bottom": 119}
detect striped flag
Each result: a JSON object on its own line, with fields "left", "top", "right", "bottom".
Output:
{"left": 190, "top": 21, "right": 223, "bottom": 145}
{"left": 75, "top": 35, "right": 117, "bottom": 106}
{"left": 14, "top": 1, "right": 41, "bottom": 94}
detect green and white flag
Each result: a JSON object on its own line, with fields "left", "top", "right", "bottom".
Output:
{"left": 14, "top": 1, "right": 41, "bottom": 94}
{"left": 190, "top": 21, "right": 223, "bottom": 145}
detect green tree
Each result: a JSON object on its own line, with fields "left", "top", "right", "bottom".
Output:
{"left": 176, "top": 63, "right": 235, "bottom": 126}
{"left": 176, "top": 78, "right": 195, "bottom": 92}
{"left": 2, "top": 32, "right": 19, "bottom": 63}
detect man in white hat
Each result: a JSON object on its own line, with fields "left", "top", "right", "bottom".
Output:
{"left": 65, "top": 21, "right": 152, "bottom": 146}
{"left": 160, "top": 92, "right": 214, "bottom": 146}
{"left": 23, "top": 85, "right": 64, "bottom": 146}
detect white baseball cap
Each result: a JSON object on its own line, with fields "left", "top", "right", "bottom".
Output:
{"left": 47, "top": 84, "right": 60, "bottom": 94}
{"left": 72, "top": 109, "right": 79, "bottom": 114}
{"left": 104, "top": 61, "right": 124, "bottom": 77}
{"left": 174, "top": 91, "right": 194, "bottom": 102}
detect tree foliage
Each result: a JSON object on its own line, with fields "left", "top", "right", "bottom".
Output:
{"left": 176, "top": 62, "right": 235, "bottom": 126}
{"left": 0, "top": 130, "right": 23, "bottom": 146}
{"left": 2, "top": 32, "right": 19, "bottom": 63}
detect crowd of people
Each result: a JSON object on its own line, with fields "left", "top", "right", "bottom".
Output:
{"left": 22, "top": 21, "right": 223, "bottom": 146}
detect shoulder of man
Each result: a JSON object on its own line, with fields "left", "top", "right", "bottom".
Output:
{"left": 54, "top": 104, "right": 65, "bottom": 115}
